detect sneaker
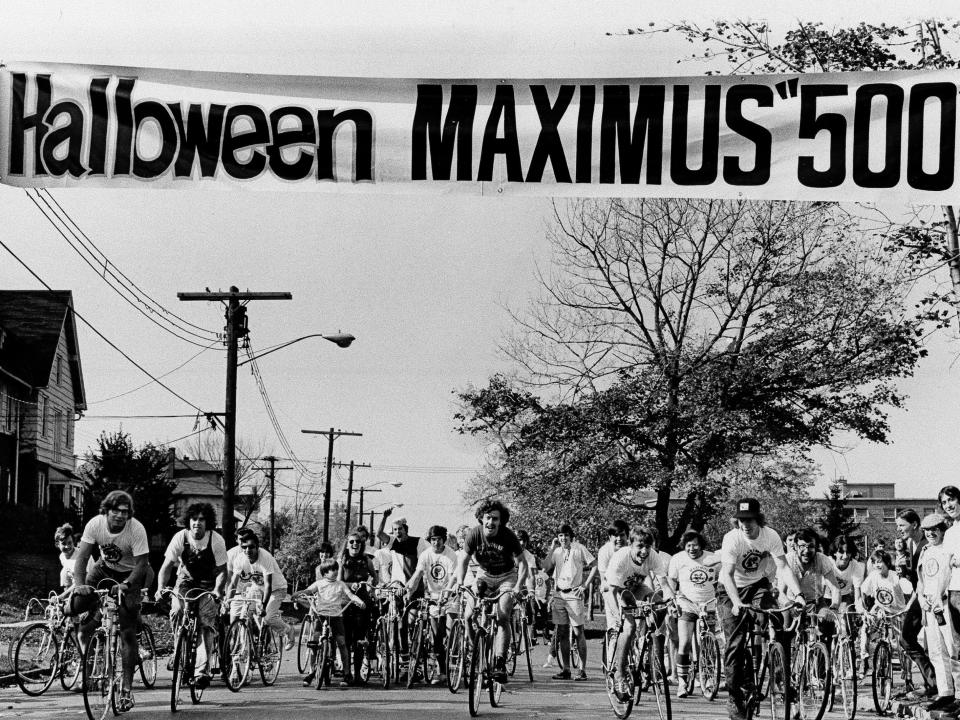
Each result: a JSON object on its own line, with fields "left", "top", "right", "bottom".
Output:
{"left": 284, "top": 634, "right": 296, "bottom": 651}
{"left": 492, "top": 658, "right": 508, "bottom": 684}
{"left": 302, "top": 672, "right": 316, "bottom": 687}
{"left": 542, "top": 654, "right": 556, "bottom": 669}
{"left": 116, "top": 689, "right": 135, "bottom": 713}
{"left": 138, "top": 646, "right": 153, "bottom": 661}
{"left": 575, "top": 670, "right": 588, "bottom": 681}
{"left": 193, "top": 672, "right": 211, "bottom": 690}
{"left": 677, "top": 677, "right": 690, "bottom": 698}
{"left": 614, "top": 675, "right": 632, "bottom": 702}
{"left": 166, "top": 656, "right": 176, "bottom": 671}
{"left": 552, "top": 670, "right": 572, "bottom": 680}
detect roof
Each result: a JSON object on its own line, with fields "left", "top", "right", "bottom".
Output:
{"left": 174, "top": 457, "right": 220, "bottom": 474}
{"left": 173, "top": 476, "right": 221, "bottom": 497}
{"left": 0, "top": 290, "right": 86, "bottom": 409}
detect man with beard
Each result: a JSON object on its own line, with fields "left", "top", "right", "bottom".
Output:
{"left": 718, "top": 498, "right": 804, "bottom": 720}
{"left": 454, "top": 499, "right": 530, "bottom": 684}
{"left": 778, "top": 527, "right": 842, "bottom": 651}
{"left": 156, "top": 502, "right": 228, "bottom": 687}
{"left": 69, "top": 490, "right": 154, "bottom": 712}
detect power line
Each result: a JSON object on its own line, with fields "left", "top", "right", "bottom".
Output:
{"left": 0, "top": 236, "right": 213, "bottom": 417}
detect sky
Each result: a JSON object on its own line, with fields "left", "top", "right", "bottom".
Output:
{"left": 1, "top": 1, "right": 959, "bottom": 538}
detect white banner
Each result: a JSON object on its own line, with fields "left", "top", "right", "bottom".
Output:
{"left": 0, "top": 61, "right": 957, "bottom": 202}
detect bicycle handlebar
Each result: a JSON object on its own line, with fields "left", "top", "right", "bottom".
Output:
{"left": 159, "top": 587, "right": 220, "bottom": 603}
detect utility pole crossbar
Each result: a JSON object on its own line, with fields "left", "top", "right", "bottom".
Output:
{"left": 301, "top": 428, "right": 363, "bottom": 542}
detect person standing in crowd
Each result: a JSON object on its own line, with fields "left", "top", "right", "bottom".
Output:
{"left": 155, "top": 502, "right": 228, "bottom": 688}
{"left": 67, "top": 490, "right": 154, "bottom": 712}
{"left": 454, "top": 499, "right": 529, "bottom": 684}
{"left": 543, "top": 523, "right": 596, "bottom": 681}
{"left": 668, "top": 530, "right": 720, "bottom": 698}
{"left": 895, "top": 508, "right": 938, "bottom": 699}
{"left": 718, "top": 498, "right": 804, "bottom": 720}
{"left": 916, "top": 513, "right": 960, "bottom": 714}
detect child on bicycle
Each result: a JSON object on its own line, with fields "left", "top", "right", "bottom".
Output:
{"left": 295, "top": 558, "right": 366, "bottom": 687}
{"left": 860, "top": 550, "right": 907, "bottom": 678}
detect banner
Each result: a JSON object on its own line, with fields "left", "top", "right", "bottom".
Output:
{"left": 0, "top": 61, "right": 957, "bottom": 203}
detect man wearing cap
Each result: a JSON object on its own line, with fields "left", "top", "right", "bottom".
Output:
{"left": 718, "top": 498, "right": 805, "bottom": 720}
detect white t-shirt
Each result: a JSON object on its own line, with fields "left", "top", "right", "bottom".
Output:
{"left": 414, "top": 546, "right": 458, "bottom": 596}
{"left": 374, "top": 547, "right": 393, "bottom": 585}
{"left": 550, "top": 543, "right": 595, "bottom": 590}
{"left": 163, "top": 529, "right": 228, "bottom": 583}
{"left": 645, "top": 549, "right": 672, "bottom": 593}
{"left": 597, "top": 540, "right": 617, "bottom": 577}
{"left": 944, "top": 524, "right": 960, "bottom": 591}
{"left": 231, "top": 547, "right": 287, "bottom": 593}
{"left": 521, "top": 549, "right": 537, "bottom": 591}
{"left": 305, "top": 577, "right": 354, "bottom": 617}
{"left": 59, "top": 551, "right": 95, "bottom": 588}
{"left": 80, "top": 515, "right": 149, "bottom": 573}
{"left": 669, "top": 551, "right": 719, "bottom": 604}
{"left": 832, "top": 558, "right": 865, "bottom": 599}
{"left": 780, "top": 551, "right": 838, "bottom": 602}
{"left": 862, "top": 570, "right": 907, "bottom": 614}
{"left": 720, "top": 526, "right": 785, "bottom": 588}
{"left": 605, "top": 546, "right": 667, "bottom": 595}
{"left": 919, "top": 542, "right": 953, "bottom": 603}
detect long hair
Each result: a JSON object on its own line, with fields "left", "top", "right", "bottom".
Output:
{"left": 99, "top": 490, "right": 134, "bottom": 516}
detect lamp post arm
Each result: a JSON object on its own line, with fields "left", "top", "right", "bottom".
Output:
{"left": 238, "top": 333, "right": 354, "bottom": 366}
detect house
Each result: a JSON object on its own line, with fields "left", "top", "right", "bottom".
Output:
{"left": 166, "top": 448, "right": 260, "bottom": 532}
{"left": 0, "top": 290, "right": 86, "bottom": 514}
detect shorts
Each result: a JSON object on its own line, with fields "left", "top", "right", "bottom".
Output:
{"left": 475, "top": 570, "right": 518, "bottom": 595}
{"left": 551, "top": 589, "right": 586, "bottom": 627}
{"left": 602, "top": 589, "right": 620, "bottom": 629}
{"left": 676, "top": 595, "right": 716, "bottom": 623}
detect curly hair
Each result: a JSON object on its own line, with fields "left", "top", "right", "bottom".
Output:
{"left": 181, "top": 502, "right": 216, "bottom": 529}
{"left": 475, "top": 499, "right": 510, "bottom": 526}
{"left": 99, "top": 490, "right": 134, "bottom": 516}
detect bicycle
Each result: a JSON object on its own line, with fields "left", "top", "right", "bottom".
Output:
{"left": 372, "top": 581, "right": 406, "bottom": 689}
{"left": 406, "top": 592, "right": 451, "bottom": 687}
{"left": 507, "top": 589, "right": 534, "bottom": 682}
{"left": 827, "top": 607, "right": 859, "bottom": 720}
{"left": 866, "top": 605, "right": 912, "bottom": 715}
{"left": 222, "top": 595, "right": 283, "bottom": 690}
{"left": 739, "top": 605, "right": 802, "bottom": 720}
{"left": 344, "top": 580, "right": 376, "bottom": 685}
{"left": 601, "top": 597, "right": 671, "bottom": 720}
{"left": 160, "top": 588, "right": 221, "bottom": 711}
{"left": 12, "top": 590, "right": 82, "bottom": 696}
{"left": 446, "top": 587, "right": 474, "bottom": 693}
{"left": 791, "top": 603, "right": 831, "bottom": 720}
{"left": 672, "top": 597, "right": 721, "bottom": 701}
{"left": 78, "top": 580, "right": 131, "bottom": 720}
{"left": 463, "top": 586, "right": 514, "bottom": 717}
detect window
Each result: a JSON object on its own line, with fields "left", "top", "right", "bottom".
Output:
{"left": 53, "top": 409, "right": 63, "bottom": 461}
{"left": 35, "top": 470, "right": 47, "bottom": 508}
{"left": 883, "top": 507, "right": 896, "bottom": 523}
{"left": 56, "top": 355, "right": 62, "bottom": 385}
{"left": 5, "top": 395, "right": 17, "bottom": 432}
{"left": 38, "top": 394, "right": 47, "bottom": 436}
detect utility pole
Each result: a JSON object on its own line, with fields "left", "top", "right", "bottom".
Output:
{"left": 178, "top": 286, "right": 292, "bottom": 545}
{"left": 256, "top": 456, "right": 292, "bottom": 553}
{"left": 301, "top": 427, "right": 362, "bottom": 542}
{"left": 332, "top": 460, "right": 371, "bottom": 534}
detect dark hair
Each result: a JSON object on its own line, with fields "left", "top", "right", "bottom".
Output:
{"left": 516, "top": 529, "right": 530, "bottom": 543}
{"left": 940, "top": 486, "right": 960, "bottom": 513}
{"left": 630, "top": 529, "right": 655, "bottom": 546}
{"left": 896, "top": 509, "right": 921, "bottom": 527}
{"left": 318, "top": 541, "right": 335, "bottom": 557}
{"left": 319, "top": 558, "right": 339, "bottom": 576}
{"left": 608, "top": 520, "right": 630, "bottom": 536}
{"left": 869, "top": 550, "right": 893, "bottom": 569}
{"left": 54, "top": 523, "right": 74, "bottom": 544}
{"left": 794, "top": 528, "right": 820, "bottom": 547}
{"left": 236, "top": 527, "right": 255, "bottom": 542}
{"left": 475, "top": 499, "right": 510, "bottom": 526}
{"left": 181, "top": 502, "right": 216, "bottom": 529}
{"left": 831, "top": 536, "right": 858, "bottom": 558}
{"left": 344, "top": 532, "right": 364, "bottom": 554}
{"left": 558, "top": 523, "right": 575, "bottom": 537}
{"left": 427, "top": 525, "right": 448, "bottom": 541}
{"left": 100, "top": 490, "right": 134, "bottom": 516}
{"left": 239, "top": 531, "right": 260, "bottom": 547}
{"left": 355, "top": 525, "right": 370, "bottom": 536}
{"left": 680, "top": 530, "right": 707, "bottom": 549}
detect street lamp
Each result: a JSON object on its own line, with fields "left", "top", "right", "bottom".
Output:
{"left": 238, "top": 332, "right": 355, "bottom": 366}
{"left": 343, "top": 481, "right": 403, "bottom": 522}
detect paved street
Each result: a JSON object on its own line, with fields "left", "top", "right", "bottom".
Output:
{"left": 0, "top": 638, "right": 891, "bottom": 720}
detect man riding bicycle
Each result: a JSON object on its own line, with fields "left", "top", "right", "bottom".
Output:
{"left": 454, "top": 499, "right": 529, "bottom": 684}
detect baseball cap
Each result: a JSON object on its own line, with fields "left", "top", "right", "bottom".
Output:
{"left": 734, "top": 498, "right": 762, "bottom": 520}
{"left": 921, "top": 513, "right": 947, "bottom": 530}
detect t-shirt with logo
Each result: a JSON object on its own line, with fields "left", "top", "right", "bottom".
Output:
{"left": 534, "top": 569, "right": 550, "bottom": 601}
{"left": 549, "top": 543, "right": 595, "bottom": 591}
{"left": 605, "top": 546, "right": 667, "bottom": 595}
{"left": 781, "top": 551, "right": 838, "bottom": 603}
{"left": 719, "top": 526, "right": 785, "bottom": 589}
{"left": 80, "top": 515, "right": 150, "bottom": 573}
{"left": 414, "top": 546, "right": 458, "bottom": 596}
{"left": 831, "top": 558, "right": 865, "bottom": 599}
{"left": 919, "top": 542, "right": 953, "bottom": 603}
{"left": 861, "top": 570, "right": 907, "bottom": 614}
{"left": 230, "top": 547, "right": 287, "bottom": 594}
{"left": 463, "top": 526, "right": 523, "bottom": 577}
{"left": 669, "top": 551, "right": 719, "bottom": 604}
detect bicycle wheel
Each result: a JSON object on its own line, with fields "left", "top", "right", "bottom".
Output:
{"left": 258, "top": 625, "right": 282, "bottom": 686}
{"left": 376, "top": 618, "right": 391, "bottom": 689}
{"left": 833, "top": 640, "right": 857, "bottom": 720}
{"left": 171, "top": 632, "right": 189, "bottom": 712}
{"left": 317, "top": 636, "right": 332, "bottom": 689}
{"left": 446, "top": 620, "right": 465, "bottom": 693}
{"left": 604, "top": 630, "right": 634, "bottom": 719}
{"left": 60, "top": 629, "right": 83, "bottom": 691}
{"left": 872, "top": 641, "right": 893, "bottom": 715}
{"left": 765, "top": 641, "right": 790, "bottom": 720}
{"left": 521, "top": 619, "right": 534, "bottom": 682}
{"left": 489, "top": 643, "right": 504, "bottom": 708}
{"left": 14, "top": 623, "right": 59, "bottom": 696}
{"left": 298, "top": 615, "right": 315, "bottom": 674}
{"left": 468, "top": 636, "right": 484, "bottom": 717}
{"left": 82, "top": 628, "right": 115, "bottom": 720}
{"left": 506, "top": 616, "right": 518, "bottom": 677}
{"left": 798, "top": 641, "right": 831, "bottom": 720}
{"left": 137, "top": 624, "right": 157, "bottom": 688}
{"left": 407, "top": 620, "right": 423, "bottom": 688}
{"left": 647, "top": 640, "right": 672, "bottom": 720}
{"left": 698, "top": 630, "right": 721, "bottom": 701}
{"left": 189, "top": 635, "right": 206, "bottom": 705}
{"left": 223, "top": 620, "right": 251, "bottom": 692}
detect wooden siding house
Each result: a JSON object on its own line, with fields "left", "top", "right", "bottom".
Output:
{"left": 0, "top": 291, "right": 86, "bottom": 515}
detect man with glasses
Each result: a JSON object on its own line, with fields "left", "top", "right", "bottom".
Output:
{"left": 226, "top": 531, "right": 296, "bottom": 651}
{"left": 68, "top": 490, "right": 154, "bottom": 712}
{"left": 778, "top": 527, "right": 842, "bottom": 649}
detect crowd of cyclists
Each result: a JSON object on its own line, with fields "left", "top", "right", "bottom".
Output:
{"left": 16, "top": 483, "right": 960, "bottom": 720}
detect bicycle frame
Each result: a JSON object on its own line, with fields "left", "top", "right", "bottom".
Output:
{"left": 161, "top": 587, "right": 219, "bottom": 710}
{"left": 463, "top": 586, "right": 514, "bottom": 717}
{"left": 77, "top": 580, "right": 127, "bottom": 720}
